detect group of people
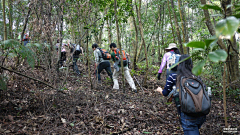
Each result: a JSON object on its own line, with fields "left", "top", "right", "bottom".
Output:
{"left": 92, "top": 43, "right": 137, "bottom": 92}
{"left": 56, "top": 39, "right": 84, "bottom": 75}
{"left": 55, "top": 40, "right": 209, "bottom": 134}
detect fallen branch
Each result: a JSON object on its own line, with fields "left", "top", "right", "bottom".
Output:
{"left": 0, "top": 65, "right": 65, "bottom": 94}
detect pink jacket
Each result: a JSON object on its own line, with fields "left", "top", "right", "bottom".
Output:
{"left": 158, "top": 50, "right": 174, "bottom": 73}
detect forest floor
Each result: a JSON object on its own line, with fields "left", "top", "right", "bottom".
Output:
{"left": 0, "top": 61, "right": 239, "bottom": 135}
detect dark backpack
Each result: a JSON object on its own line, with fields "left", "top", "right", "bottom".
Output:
{"left": 98, "top": 48, "right": 111, "bottom": 60}
{"left": 177, "top": 76, "right": 211, "bottom": 117}
{"left": 168, "top": 51, "right": 181, "bottom": 71}
{"left": 114, "top": 49, "right": 128, "bottom": 66}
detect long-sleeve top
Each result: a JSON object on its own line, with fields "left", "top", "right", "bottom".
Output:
{"left": 162, "top": 73, "right": 177, "bottom": 96}
{"left": 158, "top": 50, "right": 174, "bottom": 73}
{"left": 94, "top": 48, "right": 109, "bottom": 65}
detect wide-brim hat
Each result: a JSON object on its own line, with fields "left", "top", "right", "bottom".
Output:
{"left": 165, "top": 43, "right": 178, "bottom": 50}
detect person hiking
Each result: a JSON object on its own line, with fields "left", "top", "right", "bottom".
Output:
{"left": 157, "top": 43, "right": 181, "bottom": 81}
{"left": 56, "top": 39, "right": 68, "bottom": 67}
{"left": 155, "top": 55, "right": 207, "bottom": 135}
{"left": 23, "top": 33, "right": 30, "bottom": 46}
{"left": 109, "top": 43, "right": 137, "bottom": 92}
{"left": 70, "top": 43, "right": 84, "bottom": 75}
{"left": 92, "top": 43, "right": 113, "bottom": 84}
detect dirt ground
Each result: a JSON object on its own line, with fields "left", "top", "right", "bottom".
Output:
{"left": 0, "top": 62, "right": 239, "bottom": 135}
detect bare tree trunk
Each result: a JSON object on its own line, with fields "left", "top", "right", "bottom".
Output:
{"left": 136, "top": 0, "right": 148, "bottom": 86}
{"left": 114, "top": 0, "right": 125, "bottom": 90}
{"left": 3, "top": 0, "right": 7, "bottom": 40}
{"left": 167, "top": 0, "right": 176, "bottom": 43}
{"left": 178, "top": 0, "right": 188, "bottom": 54}
{"left": 170, "top": 0, "right": 183, "bottom": 54}
{"left": 130, "top": 0, "right": 138, "bottom": 70}
{"left": 161, "top": 6, "right": 165, "bottom": 60}
{"left": 8, "top": 0, "right": 13, "bottom": 39}
{"left": 157, "top": 6, "right": 161, "bottom": 63}
{"left": 106, "top": 12, "right": 112, "bottom": 44}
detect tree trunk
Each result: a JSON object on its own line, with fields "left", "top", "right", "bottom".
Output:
{"left": 167, "top": 0, "right": 176, "bottom": 43}
{"left": 8, "top": 0, "right": 13, "bottom": 39}
{"left": 130, "top": 0, "right": 138, "bottom": 70}
{"left": 106, "top": 16, "right": 112, "bottom": 44}
{"left": 170, "top": 0, "right": 183, "bottom": 54}
{"left": 178, "top": 0, "right": 188, "bottom": 54}
{"left": 136, "top": 0, "right": 148, "bottom": 86}
{"left": 157, "top": 6, "right": 161, "bottom": 63}
{"left": 221, "top": 0, "right": 239, "bottom": 88}
{"left": 3, "top": 0, "right": 7, "bottom": 40}
{"left": 161, "top": 6, "right": 164, "bottom": 61}
{"left": 114, "top": 0, "right": 125, "bottom": 91}
{"left": 200, "top": 0, "right": 227, "bottom": 51}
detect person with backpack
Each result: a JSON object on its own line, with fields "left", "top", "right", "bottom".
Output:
{"left": 70, "top": 43, "right": 84, "bottom": 75}
{"left": 92, "top": 43, "right": 113, "bottom": 84}
{"left": 109, "top": 43, "right": 137, "bottom": 92}
{"left": 23, "top": 33, "right": 30, "bottom": 46}
{"left": 156, "top": 55, "right": 210, "bottom": 135}
{"left": 56, "top": 39, "right": 68, "bottom": 68}
{"left": 157, "top": 43, "right": 181, "bottom": 81}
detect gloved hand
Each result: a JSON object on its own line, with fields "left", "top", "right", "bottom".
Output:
{"left": 157, "top": 73, "right": 161, "bottom": 80}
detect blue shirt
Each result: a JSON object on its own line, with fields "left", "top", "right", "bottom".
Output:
{"left": 162, "top": 73, "right": 177, "bottom": 96}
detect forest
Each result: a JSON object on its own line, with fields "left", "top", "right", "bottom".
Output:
{"left": 0, "top": 0, "right": 240, "bottom": 134}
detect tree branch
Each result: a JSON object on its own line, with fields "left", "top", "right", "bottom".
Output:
{"left": 0, "top": 65, "right": 65, "bottom": 93}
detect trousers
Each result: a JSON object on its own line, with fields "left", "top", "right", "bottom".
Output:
{"left": 112, "top": 66, "right": 136, "bottom": 90}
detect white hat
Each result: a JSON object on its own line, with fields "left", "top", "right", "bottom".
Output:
{"left": 165, "top": 43, "right": 178, "bottom": 50}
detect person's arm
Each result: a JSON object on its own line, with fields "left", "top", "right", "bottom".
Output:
{"left": 94, "top": 50, "right": 99, "bottom": 66}
{"left": 156, "top": 74, "right": 176, "bottom": 97}
{"left": 80, "top": 47, "right": 84, "bottom": 55}
{"left": 158, "top": 52, "right": 171, "bottom": 73}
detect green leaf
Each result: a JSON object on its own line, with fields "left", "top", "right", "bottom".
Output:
{"left": 204, "top": 36, "right": 217, "bottom": 48}
{"left": 215, "top": 16, "right": 240, "bottom": 38}
{"left": 193, "top": 48, "right": 205, "bottom": 51}
{"left": 143, "top": 132, "right": 153, "bottom": 134}
{"left": 70, "top": 123, "right": 74, "bottom": 127}
{"left": 200, "top": 4, "right": 222, "bottom": 11}
{"left": 192, "top": 60, "right": 206, "bottom": 76}
{"left": 208, "top": 49, "right": 228, "bottom": 62}
{"left": 186, "top": 41, "right": 206, "bottom": 49}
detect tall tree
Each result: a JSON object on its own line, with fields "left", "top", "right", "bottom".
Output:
{"left": 178, "top": 0, "right": 188, "bottom": 54}
{"left": 136, "top": 0, "right": 148, "bottom": 86}
{"left": 3, "top": 0, "right": 7, "bottom": 40}
{"left": 8, "top": 0, "right": 13, "bottom": 39}
{"left": 170, "top": 0, "right": 183, "bottom": 53}
{"left": 167, "top": 0, "right": 176, "bottom": 43}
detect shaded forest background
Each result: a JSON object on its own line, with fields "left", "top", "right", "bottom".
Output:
{"left": 0, "top": 0, "right": 240, "bottom": 134}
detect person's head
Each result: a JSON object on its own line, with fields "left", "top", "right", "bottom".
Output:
{"left": 165, "top": 43, "right": 179, "bottom": 53}
{"left": 110, "top": 43, "right": 117, "bottom": 51}
{"left": 177, "top": 55, "right": 193, "bottom": 78}
{"left": 92, "top": 43, "right": 98, "bottom": 50}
